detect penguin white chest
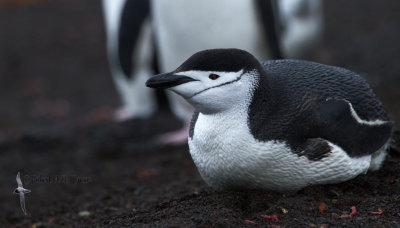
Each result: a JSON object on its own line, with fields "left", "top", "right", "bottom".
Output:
{"left": 189, "top": 112, "right": 259, "bottom": 189}
{"left": 188, "top": 111, "right": 301, "bottom": 191}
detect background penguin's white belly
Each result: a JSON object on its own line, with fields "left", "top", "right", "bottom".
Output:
{"left": 189, "top": 112, "right": 374, "bottom": 191}
{"left": 151, "top": 0, "right": 270, "bottom": 72}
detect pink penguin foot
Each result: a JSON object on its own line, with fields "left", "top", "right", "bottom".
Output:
{"left": 113, "top": 106, "right": 135, "bottom": 121}
{"left": 158, "top": 120, "right": 190, "bottom": 145}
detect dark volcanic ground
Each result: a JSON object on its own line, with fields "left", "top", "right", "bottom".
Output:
{"left": 1, "top": 0, "right": 400, "bottom": 227}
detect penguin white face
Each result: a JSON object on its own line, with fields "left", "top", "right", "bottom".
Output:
{"left": 146, "top": 49, "right": 262, "bottom": 113}
{"left": 180, "top": 69, "right": 257, "bottom": 113}
{"left": 175, "top": 70, "right": 244, "bottom": 97}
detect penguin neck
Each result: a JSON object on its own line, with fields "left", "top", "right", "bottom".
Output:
{"left": 248, "top": 68, "right": 276, "bottom": 117}
{"left": 196, "top": 96, "right": 251, "bottom": 119}
{"left": 198, "top": 69, "right": 269, "bottom": 122}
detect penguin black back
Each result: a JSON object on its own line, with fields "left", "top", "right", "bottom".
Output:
{"left": 248, "top": 59, "right": 392, "bottom": 159}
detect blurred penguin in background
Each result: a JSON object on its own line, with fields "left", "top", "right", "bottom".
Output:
{"left": 278, "top": 0, "right": 323, "bottom": 58}
{"left": 102, "top": 0, "right": 323, "bottom": 144}
{"left": 102, "top": 0, "right": 156, "bottom": 120}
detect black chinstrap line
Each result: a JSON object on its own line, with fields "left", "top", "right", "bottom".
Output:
{"left": 189, "top": 72, "right": 245, "bottom": 99}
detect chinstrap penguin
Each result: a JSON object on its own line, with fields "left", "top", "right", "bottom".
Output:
{"left": 146, "top": 48, "right": 393, "bottom": 191}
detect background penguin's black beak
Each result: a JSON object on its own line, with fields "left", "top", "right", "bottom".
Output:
{"left": 145, "top": 72, "right": 198, "bottom": 89}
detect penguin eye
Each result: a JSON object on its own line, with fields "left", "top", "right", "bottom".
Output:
{"left": 209, "top": 74, "right": 220, "bottom": 80}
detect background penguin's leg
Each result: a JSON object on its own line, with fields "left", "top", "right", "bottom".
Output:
{"left": 103, "top": 0, "right": 157, "bottom": 120}
{"left": 157, "top": 92, "right": 193, "bottom": 144}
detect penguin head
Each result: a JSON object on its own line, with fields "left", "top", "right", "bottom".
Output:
{"left": 146, "top": 49, "right": 263, "bottom": 113}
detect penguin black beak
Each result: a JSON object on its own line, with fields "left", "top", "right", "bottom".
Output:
{"left": 145, "top": 72, "right": 198, "bottom": 89}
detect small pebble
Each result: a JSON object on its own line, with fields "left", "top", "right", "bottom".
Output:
{"left": 79, "top": 211, "right": 90, "bottom": 217}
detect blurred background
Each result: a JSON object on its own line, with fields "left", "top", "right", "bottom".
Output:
{"left": 0, "top": 0, "right": 399, "bottom": 227}
{"left": 1, "top": 0, "right": 399, "bottom": 134}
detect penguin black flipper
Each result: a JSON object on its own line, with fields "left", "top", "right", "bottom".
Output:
{"left": 309, "top": 99, "right": 393, "bottom": 158}
{"left": 118, "top": 0, "right": 150, "bottom": 78}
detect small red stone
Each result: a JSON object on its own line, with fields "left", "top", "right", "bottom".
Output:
{"left": 318, "top": 202, "right": 328, "bottom": 213}
{"left": 261, "top": 214, "right": 279, "bottom": 221}
{"left": 371, "top": 208, "right": 383, "bottom": 215}
{"left": 340, "top": 206, "right": 356, "bottom": 218}
{"left": 244, "top": 219, "right": 257, "bottom": 225}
